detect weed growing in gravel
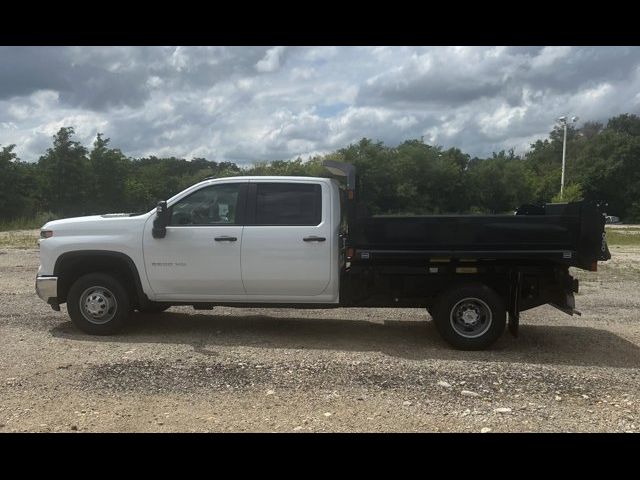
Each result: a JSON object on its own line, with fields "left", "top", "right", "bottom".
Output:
{"left": 0, "top": 231, "right": 39, "bottom": 249}
{"left": 605, "top": 228, "right": 640, "bottom": 246}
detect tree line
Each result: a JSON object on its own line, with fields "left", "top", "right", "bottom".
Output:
{"left": 1, "top": 113, "right": 640, "bottom": 223}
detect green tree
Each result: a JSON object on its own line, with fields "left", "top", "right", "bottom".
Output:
{"left": 576, "top": 127, "right": 640, "bottom": 220}
{"left": 88, "top": 133, "right": 131, "bottom": 213}
{"left": 552, "top": 183, "right": 583, "bottom": 203}
{"left": 392, "top": 141, "right": 468, "bottom": 214}
{"left": 467, "top": 150, "right": 534, "bottom": 213}
{"left": 37, "top": 127, "right": 89, "bottom": 217}
{"left": 338, "top": 138, "right": 398, "bottom": 214}
{"left": 0, "top": 145, "right": 38, "bottom": 220}
{"left": 579, "top": 121, "right": 604, "bottom": 140}
{"left": 607, "top": 113, "right": 640, "bottom": 137}
{"left": 4, "top": 112, "right": 640, "bottom": 224}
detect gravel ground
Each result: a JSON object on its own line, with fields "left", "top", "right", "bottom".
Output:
{"left": 1, "top": 245, "right": 639, "bottom": 432}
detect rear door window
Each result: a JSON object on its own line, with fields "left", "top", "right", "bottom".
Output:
{"left": 254, "top": 183, "right": 321, "bottom": 226}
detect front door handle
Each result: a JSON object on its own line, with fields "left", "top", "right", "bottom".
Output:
{"left": 303, "top": 236, "right": 326, "bottom": 242}
{"left": 214, "top": 236, "right": 237, "bottom": 242}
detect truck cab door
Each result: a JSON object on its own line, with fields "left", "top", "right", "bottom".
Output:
{"left": 241, "top": 181, "right": 333, "bottom": 298}
{"left": 142, "top": 182, "right": 248, "bottom": 300}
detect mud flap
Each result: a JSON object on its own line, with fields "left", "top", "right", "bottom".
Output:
{"left": 508, "top": 311, "right": 520, "bottom": 337}
{"left": 551, "top": 291, "right": 581, "bottom": 316}
{"left": 508, "top": 271, "right": 522, "bottom": 337}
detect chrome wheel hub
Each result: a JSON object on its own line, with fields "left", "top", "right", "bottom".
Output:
{"left": 450, "top": 297, "right": 492, "bottom": 339}
{"left": 461, "top": 308, "right": 479, "bottom": 325}
{"left": 79, "top": 286, "right": 117, "bottom": 324}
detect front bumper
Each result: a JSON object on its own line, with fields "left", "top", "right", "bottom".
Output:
{"left": 36, "top": 276, "right": 58, "bottom": 303}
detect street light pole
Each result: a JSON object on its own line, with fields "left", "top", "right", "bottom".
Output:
{"left": 557, "top": 115, "right": 578, "bottom": 201}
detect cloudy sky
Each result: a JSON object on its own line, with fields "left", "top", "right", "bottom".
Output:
{"left": 1, "top": 46, "right": 640, "bottom": 164}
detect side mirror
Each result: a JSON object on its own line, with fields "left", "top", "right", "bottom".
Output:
{"left": 152, "top": 200, "right": 169, "bottom": 238}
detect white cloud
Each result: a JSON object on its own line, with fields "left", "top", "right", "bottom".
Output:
{"left": 255, "top": 46, "right": 286, "bottom": 73}
{"left": 170, "top": 46, "right": 189, "bottom": 71}
{"left": 0, "top": 46, "right": 639, "bottom": 164}
{"left": 531, "top": 46, "right": 572, "bottom": 68}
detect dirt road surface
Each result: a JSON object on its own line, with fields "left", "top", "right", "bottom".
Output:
{"left": 1, "top": 244, "right": 639, "bottom": 432}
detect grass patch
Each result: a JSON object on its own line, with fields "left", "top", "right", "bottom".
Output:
{"left": 605, "top": 227, "right": 640, "bottom": 246}
{"left": 0, "top": 231, "right": 39, "bottom": 249}
{"left": 0, "top": 212, "right": 58, "bottom": 232}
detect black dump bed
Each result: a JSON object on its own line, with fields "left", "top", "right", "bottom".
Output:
{"left": 322, "top": 160, "right": 611, "bottom": 271}
{"left": 351, "top": 201, "right": 611, "bottom": 270}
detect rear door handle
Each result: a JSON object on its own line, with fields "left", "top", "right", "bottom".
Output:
{"left": 214, "top": 236, "right": 237, "bottom": 242}
{"left": 303, "top": 236, "right": 326, "bottom": 242}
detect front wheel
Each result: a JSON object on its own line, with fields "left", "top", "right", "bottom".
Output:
{"left": 432, "top": 283, "right": 506, "bottom": 350}
{"left": 67, "top": 273, "right": 131, "bottom": 335}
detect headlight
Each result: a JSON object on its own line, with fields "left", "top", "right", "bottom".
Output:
{"left": 40, "top": 230, "right": 53, "bottom": 239}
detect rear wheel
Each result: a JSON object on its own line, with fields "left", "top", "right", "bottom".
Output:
{"left": 67, "top": 273, "right": 131, "bottom": 335}
{"left": 432, "top": 283, "right": 506, "bottom": 350}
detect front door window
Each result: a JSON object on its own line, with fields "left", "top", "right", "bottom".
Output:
{"left": 170, "top": 184, "right": 241, "bottom": 226}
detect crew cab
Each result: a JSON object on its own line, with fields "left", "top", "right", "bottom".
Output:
{"left": 36, "top": 162, "right": 611, "bottom": 350}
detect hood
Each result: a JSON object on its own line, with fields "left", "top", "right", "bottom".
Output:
{"left": 42, "top": 211, "right": 152, "bottom": 235}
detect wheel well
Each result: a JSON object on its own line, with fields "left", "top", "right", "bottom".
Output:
{"left": 426, "top": 275, "right": 509, "bottom": 309}
{"left": 54, "top": 251, "right": 145, "bottom": 307}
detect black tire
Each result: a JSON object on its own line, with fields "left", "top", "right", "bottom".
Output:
{"left": 66, "top": 273, "right": 131, "bottom": 335}
{"left": 432, "top": 283, "right": 506, "bottom": 350}
{"left": 136, "top": 303, "right": 171, "bottom": 314}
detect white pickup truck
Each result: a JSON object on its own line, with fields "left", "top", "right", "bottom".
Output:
{"left": 36, "top": 162, "right": 610, "bottom": 350}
